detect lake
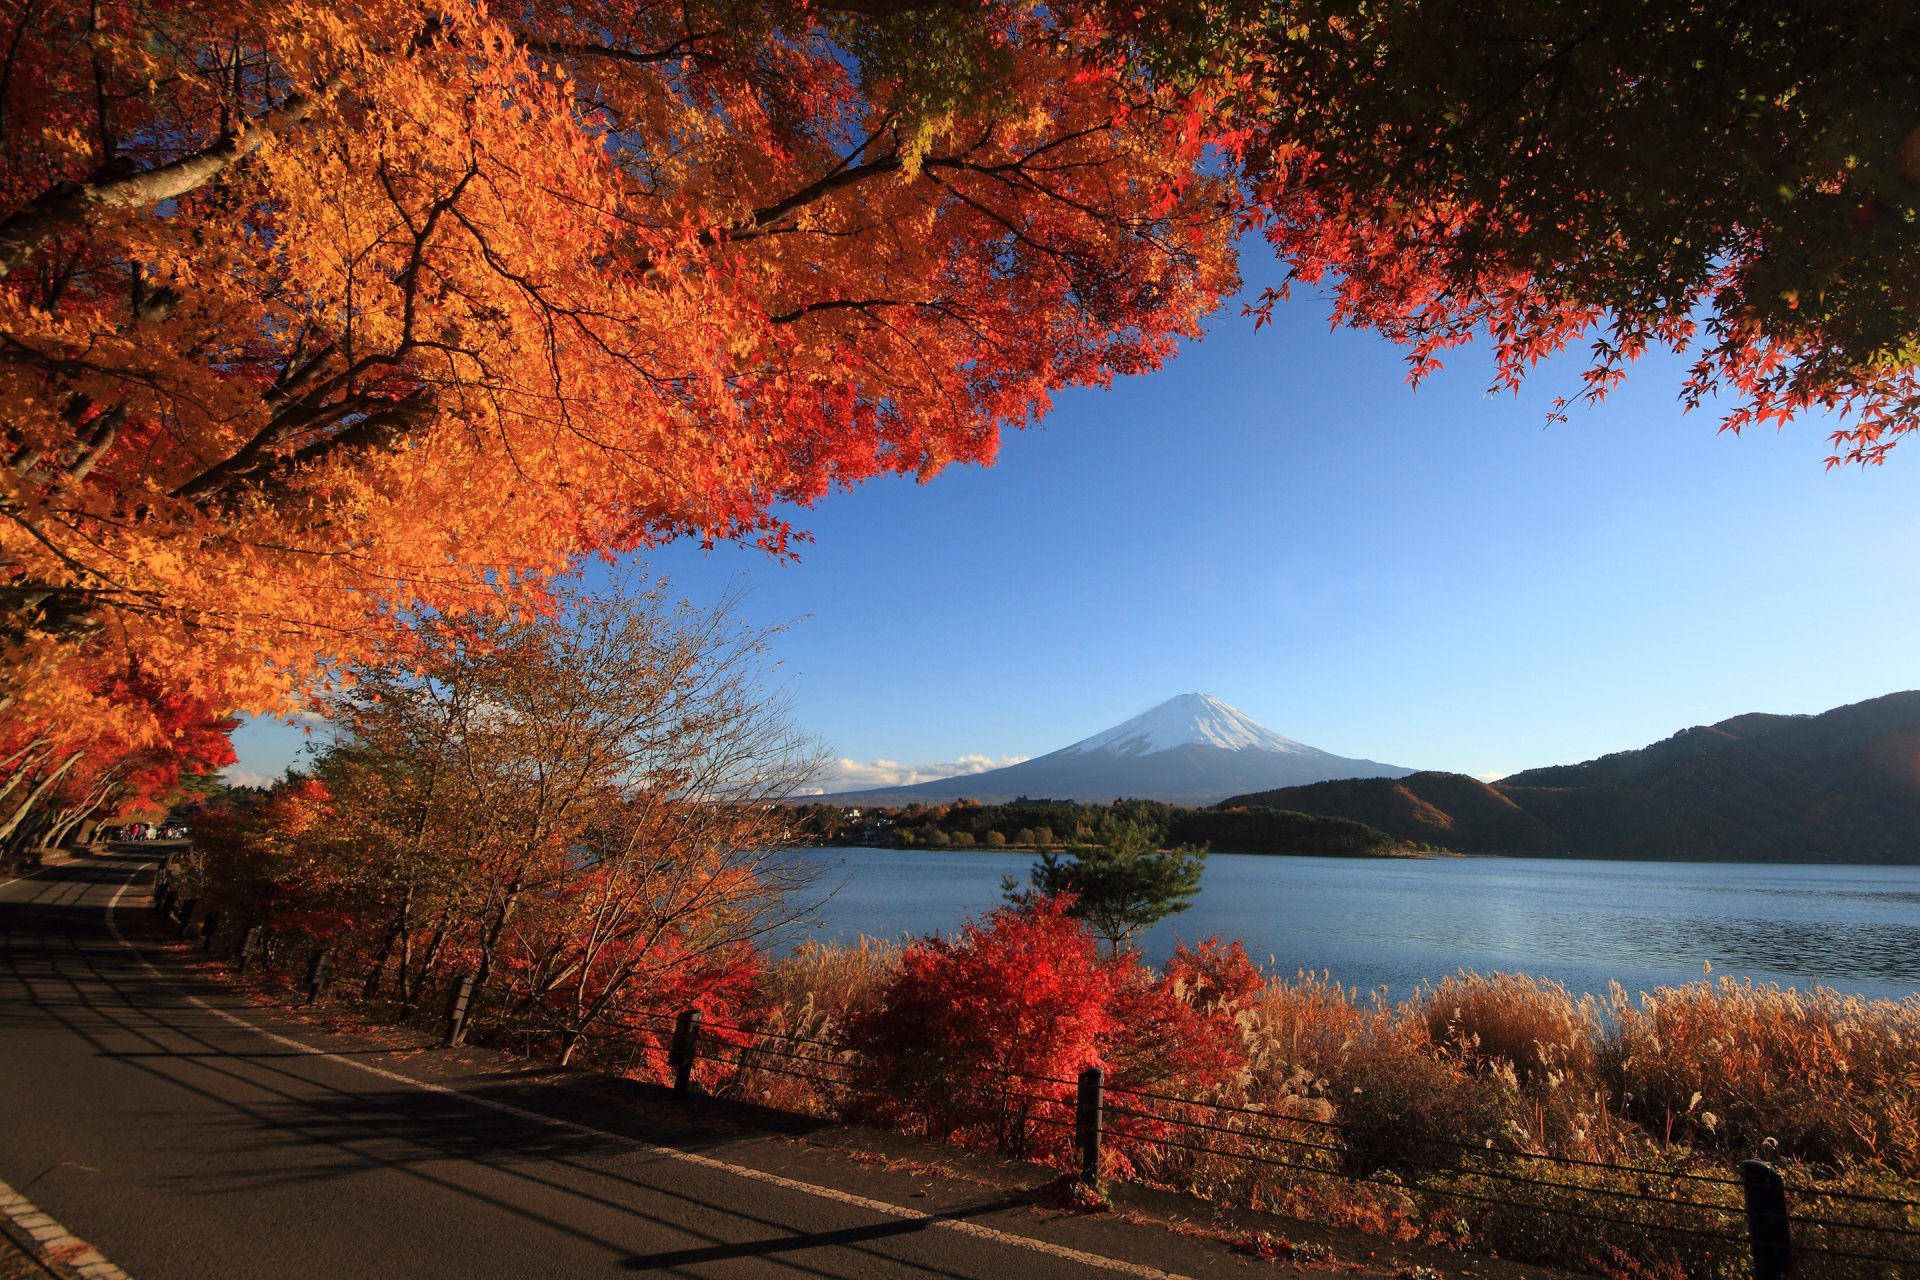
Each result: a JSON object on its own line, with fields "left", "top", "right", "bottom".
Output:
{"left": 780, "top": 848, "right": 1920, "bottom": 1002}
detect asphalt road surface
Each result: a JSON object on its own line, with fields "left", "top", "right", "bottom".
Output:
{"left": 0, "top": 852, "right": 1264, "bottom": 1280}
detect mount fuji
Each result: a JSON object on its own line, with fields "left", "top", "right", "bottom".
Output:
{"left": 817, "top": 693, "right": 1417, "bottom": 806}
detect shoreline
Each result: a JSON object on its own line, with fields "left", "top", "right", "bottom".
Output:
{"left": 798, "top": 840, "right": 1920, "bottom": 866}
{"left": 802, "top": 839, "right": 1454, "bottom": 859}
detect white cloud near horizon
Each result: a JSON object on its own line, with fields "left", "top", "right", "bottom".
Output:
{"left": 803, "top": 753, "right": 1029, "bottom": 794}
{"left": 221, "top": 765, "right": 281, "bottom": 789}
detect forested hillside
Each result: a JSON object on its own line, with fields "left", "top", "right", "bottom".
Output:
{"left": 790, "top": 797, "right": 1402, "bottom": 856}
{"left": 1224, "top": 693, "right": 1920, "bottom": 862}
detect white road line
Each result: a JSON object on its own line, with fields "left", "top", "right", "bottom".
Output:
{"left": 103, "top": 874, "right": 1193, "bottom": 1280}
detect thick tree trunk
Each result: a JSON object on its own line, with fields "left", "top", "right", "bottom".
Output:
{"left": 406, "top": 901, "right": 458, "bottom": 1005}
{"left": 50, "top": 776, "right": 119, "bottom": 849}
{"left": 407, "top": 927, "right": 443, "bottom": 1005}
{"left": 0, "top": 749, "right": 82, "bottom": 845}
{"left": 470, "top": 876, "right": 525, "bottom": 1005}
{"left": 0, "top": 738, "right": 53, "bottom": 808}
{"left": 362, "top": 887, "right": 413, "bottom": 1000}
{"left": 3, "top": 810, "right": 53, "bottom": 857}
{"left": 44, "top": 809, "right": 85, "bottom": 849}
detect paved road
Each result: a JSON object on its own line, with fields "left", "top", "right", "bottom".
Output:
{"left": 0, "top": 853, "right": 1254, "bottom": 1280}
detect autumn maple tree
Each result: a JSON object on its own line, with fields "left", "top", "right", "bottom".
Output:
{"left": 0, "top": 0, "right": 1235, "bottom": 754}
{"left": 188, "top": 573, "right": 817, "bottom": 1056}
{"left": 0, "top": 675, "right": 233, "bottom": 859}
{"left": 1231, "top": 0, "right": 1920, "bottom": 456}
{"left": 5, "top": 0, "right": 1915, "bottom": 827}
{"left": 847, "top": 896, "right": 1124, "bottom": 1157}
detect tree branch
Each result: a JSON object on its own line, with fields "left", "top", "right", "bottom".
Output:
{"left": 0, "top": 79, "right": 337, "bottom": 275}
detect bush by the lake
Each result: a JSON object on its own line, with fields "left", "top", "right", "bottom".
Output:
{"left": 1605, "top": 978, "right": 1920, "bottom": 1175}
{"left": 188, "top": 769, "right": 1918, "bottom": 1280}
{"left": 718, "top": 931, "right": 1920, "bottom": 1280}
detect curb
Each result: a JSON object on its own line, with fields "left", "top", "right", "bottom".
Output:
{"left": 0, "top": 1179, "right": 130, "bottom": 1280}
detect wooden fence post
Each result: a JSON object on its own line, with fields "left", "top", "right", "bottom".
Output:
{"left": 668, "top": 1010, "right": 702, "bottom": 1096}
{"left": 1740, "top": 1159, "right": 1793, "bottom": 1280}
{"left": 1076, "top": 1066, "right": 1105, "bottom": 1182}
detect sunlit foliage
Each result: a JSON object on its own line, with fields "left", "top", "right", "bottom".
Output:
{"left": 186, "top": 574, "right": 819, "bottom": 1059}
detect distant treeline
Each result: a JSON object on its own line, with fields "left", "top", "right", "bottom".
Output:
{"left": 788, "top": 796, "right": 1403, "bottom": 855}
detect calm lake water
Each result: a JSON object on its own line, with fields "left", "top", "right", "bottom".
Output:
{"left": 780, "top": 848, "right": 1920, "bottom": 1002}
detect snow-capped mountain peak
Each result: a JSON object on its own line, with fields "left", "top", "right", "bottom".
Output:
{"left": 1060, "top": 693, "right": 1309, "bottom": 758}
{"left": 813, "top": 691, "right": 1414, "bottom": 805}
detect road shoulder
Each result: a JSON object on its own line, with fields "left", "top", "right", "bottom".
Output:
{"left": 109, "top": 866, "right": 1589, "bottom": 1280}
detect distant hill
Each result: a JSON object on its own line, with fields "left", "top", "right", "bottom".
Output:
{"left": 818, "top": 693, "right": 1415, "bottom": 807}
{"left": 1219, "top": 771, "right": 1565, "bottom": 855}
{"left": 1219, "top": 692, "right": 1920, "bottom": 863}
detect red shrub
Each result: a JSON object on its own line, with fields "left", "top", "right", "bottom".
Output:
{"left": 846, "top": 897, "right": 1118, "bottom": 1158}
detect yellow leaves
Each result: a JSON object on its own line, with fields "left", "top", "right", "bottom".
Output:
{"left": 125, "top": 544, "right": 186, "bottom": 586}
{"left": 895, "top": 113, "right": 951, "bottom": 180}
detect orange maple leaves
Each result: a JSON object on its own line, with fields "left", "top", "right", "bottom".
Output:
{"left": 9, "top": 0, "right": 1910, "bottom": 821}
{"left": 0, "top": 0, "right": 1236, "bottom": 775}
{"left": 1239, "top": 1, "right": 1920, "bottom": 458}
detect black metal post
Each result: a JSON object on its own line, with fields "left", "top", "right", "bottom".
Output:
{"left": 1075, "top": 1066, "right": 1104, "bottom": 1182}
{"left": 444, "top": 973, "right": 476, "bottom": 1047}
{"left": 1740, "top": 1159, "right": 1793, "bottom": 1280}
{"left": 200, "top": 910, "right": 222, "bottom": 951}
{"left": 236, "top": 925, "right": 263, "bottom": 974}
{"left": 176, "top": 898, "right": 198, "bottom": 936}
{"left": 305, "top": 946, "right": 335, "bottom": 1005}
{"left": 668, "top": 1009, "right": 702, "bottom": 1096}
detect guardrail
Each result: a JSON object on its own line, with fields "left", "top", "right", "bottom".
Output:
{"left": 154, "top": 891, "right": 1919, "bottom": 1280}
{"left": 615, "top": 1003, "right": 1920, "bottom": 1279}
{"left": 502, "top": 997, "right": 1914, "bottom": 1279}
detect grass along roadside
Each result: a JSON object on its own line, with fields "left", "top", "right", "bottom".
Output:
{"left": 119, "top": 891, "right": 1583, "bottom": 1280}
{"left": 149, "top": 845, "right": 1920, "bottom": 1280}
{"left": 0, "top": 1235, "right": 51, "bottom": 1280}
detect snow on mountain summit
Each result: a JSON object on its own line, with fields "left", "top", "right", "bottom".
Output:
{"left": 813, "top": 691, "right": 1415, "bottom": 804}
{"left": 1060, "top": 693, "right": 1310, "bottom": 758}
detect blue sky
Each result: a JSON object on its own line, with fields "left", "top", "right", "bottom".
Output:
{"left": 229, "top": 253, "right": 1920, "bottom": 788}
